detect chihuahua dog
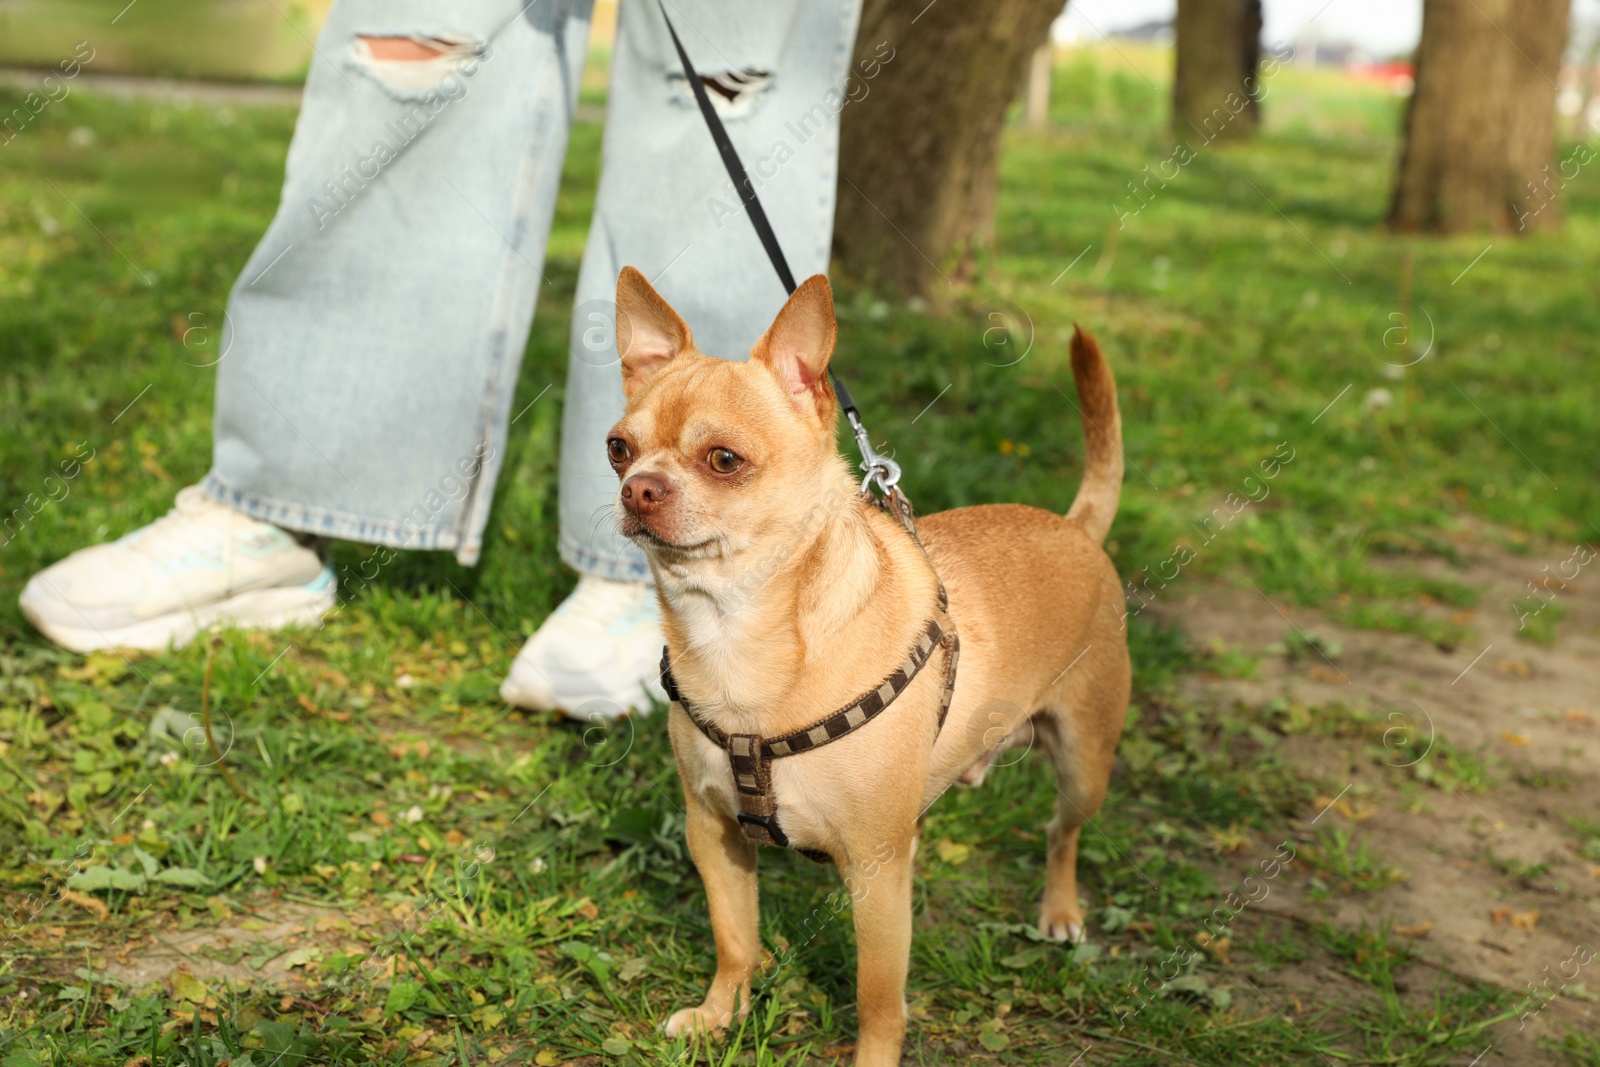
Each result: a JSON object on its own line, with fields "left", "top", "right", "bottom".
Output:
{"left": 606, "top": 267, "right": 1129, "bottom": 1066}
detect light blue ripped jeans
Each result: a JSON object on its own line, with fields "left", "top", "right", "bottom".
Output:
{"left": 203, "top": 0, "right": 862, "bottom": 577}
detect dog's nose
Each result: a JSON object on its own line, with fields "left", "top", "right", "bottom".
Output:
{"left": 621, "top": 472, "right": 671, "bottom": 514}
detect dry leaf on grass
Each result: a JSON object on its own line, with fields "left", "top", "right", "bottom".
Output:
{"left": 1499, "top": 732, "right": 1531, "bottom": 746}
{"left": 60, "top": 889, "right": 109, "bottom": 921}
{"left": 1490, "top": 906, "right": 1514, "bottom": 925}
{"left": 1194, "top": 931, "right": 1232, "bottom": 965}
{"left": 1335, "top": 798, "right": 1376, "bottom": 821}
{"left": 1510, "top": 909, "right": 1540, "bottom": 931}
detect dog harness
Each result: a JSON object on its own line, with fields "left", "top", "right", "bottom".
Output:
{"left": 658, "top": 489, "right": 960, "bottom": 857}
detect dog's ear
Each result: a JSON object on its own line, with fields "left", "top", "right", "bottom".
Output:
{"left": 616, "top": 266, "right": 693, "bottom": 400}
{"left": 751, "top": 273, "right": 837, "bottom": 422}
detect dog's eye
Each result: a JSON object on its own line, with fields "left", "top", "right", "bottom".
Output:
{"left": 707, "top": 447, "right": 744, "bottom": 474}
{"left": 606, "top": 438, "right": 631, "bottom": 467}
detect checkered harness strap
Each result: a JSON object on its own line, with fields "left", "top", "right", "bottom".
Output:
{"left": 658, "top": 489, "right": 960, "bottom": 852}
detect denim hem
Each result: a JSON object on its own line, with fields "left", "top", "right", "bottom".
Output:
{"left": 559, "top": 531, "right": 652, "bottom": 582}
{"left": 201, "top": 473, "right": 468, "bottom": 559}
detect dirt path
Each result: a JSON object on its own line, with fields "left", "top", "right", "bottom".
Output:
{"left": 1158, "top": 535, "right": 1600, "bottom": 1060}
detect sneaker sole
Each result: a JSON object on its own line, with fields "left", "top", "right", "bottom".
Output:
{"left": 25, "top": 580, "right": 337, "bottom": 654}
{"left": 500, "top": 671, "right": 659, "bottom": 720}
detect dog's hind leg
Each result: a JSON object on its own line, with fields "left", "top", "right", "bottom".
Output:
{"left": 1032, "top": 639, "right": 1130, "bottom": 942}
{"left": 662, "top": 789, "right": 761, "bottom": 1037}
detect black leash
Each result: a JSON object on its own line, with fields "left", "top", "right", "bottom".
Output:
{"left": 656, "top": 0, "right": 901, "bottom": 496}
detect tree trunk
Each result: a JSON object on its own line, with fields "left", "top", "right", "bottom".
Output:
{"left": 832, "top": 0, "right": 1064, "bottom": 296}
{"left": 1172, "top": 0, "right": 1263, "bottom": 142}
{"left": 1503, "top": 0, "right": 1572, "bottom": 231}
{"left": 1389, "top": 0, "right": 1570, "bottom": 234}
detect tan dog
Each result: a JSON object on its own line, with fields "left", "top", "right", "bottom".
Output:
{"left": 605, "top": 267, "right": 1129, "bottom": 1066}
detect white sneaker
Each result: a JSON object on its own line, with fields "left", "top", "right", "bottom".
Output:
{"left": 19, "top": 485, "right": 335, "bottom": 653}
{"left": 500, "top": 576, "right": 666, "bottom": 720}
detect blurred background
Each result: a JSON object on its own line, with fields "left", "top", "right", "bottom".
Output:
{"left": 2, "top": 2, "right": 1598, "bottom": 1065}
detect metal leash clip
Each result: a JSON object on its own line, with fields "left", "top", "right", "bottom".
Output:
{"left": 846, "top": 408, "right": 901, "bottom": 497}
{"left": 828, "top": 368, "right": 899, "bottom": 497}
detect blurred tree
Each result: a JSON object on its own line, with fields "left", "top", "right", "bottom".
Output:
{"left": 833, "top": 0, "right": 1064, "bottom": 296}
{"left": 1172, "top": 0, "right": 1263, "bottom": 141}
{"left": 1389, "top": 0, "right": 1571, "bottom": 233}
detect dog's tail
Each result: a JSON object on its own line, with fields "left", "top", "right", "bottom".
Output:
{"left": 1063, "top": 326, "right": 1123, "bottom": 546}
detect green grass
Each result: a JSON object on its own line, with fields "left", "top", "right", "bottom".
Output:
{"left": 2, "top": 44, "right": 1596, "bottom": 1065}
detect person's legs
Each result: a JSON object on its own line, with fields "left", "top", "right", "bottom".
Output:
{"left": 21, "top": 0, "right": 594, "bottom": 653}
{"left": 501, "top": 0, "right": 864, "bottom": 714}
{"left": 208, "top": 0, "right": 594, "bottom": 565}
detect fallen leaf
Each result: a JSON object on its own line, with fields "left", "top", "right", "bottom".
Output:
{"left": 166, "top": 969, "right": 207, "bottom": 1005}
{"left": 1563, "top": 708, "right": 1593, "bottom": 725}
{"left": 1495, "top": 659, "right": 1531, "bottom": 678}
{"left": 1510, "top": 909, "right": 1540, "bottom": 932}
{"left": 1194, "top": 931, "right": 1232, "bottom": 965}
{"left": 61, "top": 889, "right": 109, "bottom": 921}
{"left": 1335, "top": 798, "right": 1376, "bottom": 822}
{"left": 282, "top": 946, "right": 323, "bottom": 970}
{"left": 1205, "top": 826, "right": 1252, "bottom": 854}
{"left": 1490, "top": 906, "right": 1513, "bottom": 925}
{"left": 1394, "top": 922, "right": 1434, "bottom": 938}
{"left": 577, "top": 898, "right": 600, "bottom": 921}
{"left": 408, "top": 1028, "right": 434, "bottom": 1051}
{"left": 1499, "top": 732, "right": 1531, "bottom": 746}
{"left": 936, "top": 838, "right": 972, "bottom": 865}
{"left": 534, "top": 1051, "right": 560, "bottom": 1067}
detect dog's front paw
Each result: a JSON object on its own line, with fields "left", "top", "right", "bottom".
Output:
{"left": 1038, "top": 906, "right": 1086, "bottom": 944}
{"left": 662, "top": 1003, "right": 733, "bottom": 1038}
